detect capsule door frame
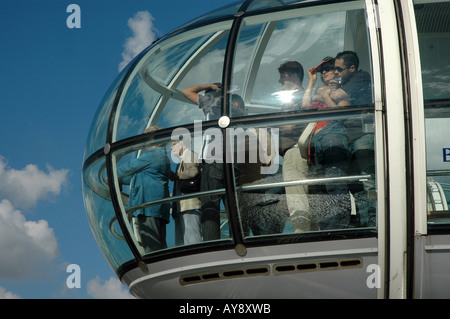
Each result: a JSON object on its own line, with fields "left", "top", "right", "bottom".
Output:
{"left": 365, "top": 0, "right": 424, "bottom": 298}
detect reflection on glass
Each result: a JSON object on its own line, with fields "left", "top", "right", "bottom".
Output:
{"left": 425, "top": 114, "right": 450, "bottom": 227}
{"left": 414, "top": 1, "right": 450, "bottom": 228}
{"left": 235, "top": 124, "right": 287, "bottom": 236}
{"left": 234, "top": 113, "right": 376, "bottom": 238}
{"left": 152, "top": 30, "right": 231, "bottom": 128}
{"left": 147, "top": 35, "right": 214, "bottom": 85}
{"left": 232, "top": 3, "right": 375, "bottom": 236}
{"left": 84, "top": 64, "right": 132, "bottom": 158}
{"left": 233, "top": 6, "right": 372, "bottom": 116}
{"left": 415, "top": 2, "right": 450, "bottom": 101}
{"left": 82, "top": 158, "right": 135, "bottom": 271}
{"left": 116, "top": 75, "right": 161, "bottom": 141}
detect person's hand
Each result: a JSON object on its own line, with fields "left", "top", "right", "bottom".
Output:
{"left": 209, "top": 83, "right": 221, "bottom": 91}
{"left": 328, "top": 81, "right": 339, "bottom": 91}
{"left": 307, "top": 67, "right": 318, "bottom": 82}
{"left": 328, "top": 77, "right": 342, "bottom": 91}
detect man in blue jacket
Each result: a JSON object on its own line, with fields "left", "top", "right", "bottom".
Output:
{"left": 117, "top": 126, "right": 171, "bottom": 253}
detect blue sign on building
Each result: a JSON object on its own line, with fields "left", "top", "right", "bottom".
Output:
{"left": 444, "top": 148, "right": 450, "bottom": 162}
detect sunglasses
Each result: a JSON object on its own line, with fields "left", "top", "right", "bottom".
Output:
{"left": 334, "top": 66, "right": 350, "bottom": 72}
{"left": 321, "top": 66, "right": 335, "bottom": 72}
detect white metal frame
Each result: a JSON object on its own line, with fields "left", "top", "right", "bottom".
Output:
{"left": 369, "top": 0, "right": 409, "bottom": 298}
{"left": 398, "top": 0, "right": 427, "bottom": 236}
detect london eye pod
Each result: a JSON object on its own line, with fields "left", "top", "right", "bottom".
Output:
{"left": 82, "top": 0, "right": 450, "bottom": 299}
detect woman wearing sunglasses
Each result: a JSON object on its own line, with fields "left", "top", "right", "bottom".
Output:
{"left": 298, "top": 56, "right": 354, "bottom": 231}
{"left": 302, "top": 56, "right": 350, "bottom": 109}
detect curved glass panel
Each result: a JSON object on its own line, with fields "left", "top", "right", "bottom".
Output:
{"left": 232, "top": 113, "right": 375, "bottom": 239}
{"left": 232, "top": 0, "right": 375, "bottom": 237}
{"left": 169, "top": 125, "right": 235, "bottom": 246}
{"left": 114, "top": 21, "right": 233, "bottom": 142}
{"left": 84, "top": 63, "right": 132, "bottom": 158}
{"left": 232, "top": 1, "right": 373, "bottom": 116}
{"left": 112, "top": 134, "right": 174, "bottom": 255}
{"left": 111, "top": 129, "right": 234, "bottom": 255}
{"left": 175, "top": 1, "right": 242, "bottom": 30}
{"left": 246, "top": 0, "right": 324, "bottom": 12}
{"left": 82, "top": 156, "right": 135, "bottom": 271}
{"left": 157, "top": 30, "right": 231, "bottom": 126}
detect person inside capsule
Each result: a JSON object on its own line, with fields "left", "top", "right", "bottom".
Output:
{"left": 273, "top": 60, "right": 305, "bottom": 112}
{"left": 333, "top": 51, "right": 372, "bottom": 106}
{"left": 281, "top": 56, "right": 354, "bottom": 232}
{"left": 170, "top": 139, "right": 203, "bottom": 246}
{"left": 182, "top": 84, "right": 247, "bottom": 241}
{"left": 296, "top": 51, "right": 374, "bottom": 230}
{"left": 333, "top": 50, "right": 375, "bottom": 227}
{"left": 271, "top": 59, "right": 322, "bottom": 233}
{"left": 116, "top": 125, "right": 171, "bottom": 253}
{"left": 301, "top": 56, "right": 353, "bottom": 230}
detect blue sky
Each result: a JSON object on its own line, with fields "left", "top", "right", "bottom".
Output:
{"left": 0, "top": 0, "right": 238, "bottom": 299}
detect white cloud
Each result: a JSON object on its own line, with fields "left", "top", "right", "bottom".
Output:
{"left": 0, "top": 156, "right": 69, "bottom": 210}
{"left": 0, "top": 199, "right": 58, "bottom": 279}
{"left": 87, "top": 276, "right": 135, "bottom": 299}
{"left": 0, "top": 286, "right": 21, "bottom": 299}
{"left": 118, "top": 11, "right": 158, "bottom": 72}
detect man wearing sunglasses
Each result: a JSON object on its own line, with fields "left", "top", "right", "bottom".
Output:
{"left": 334, "top": 51, "right": 372, "bottom": 106}
{"left": 335, "top": 51, "right": 375, "bottom": 228}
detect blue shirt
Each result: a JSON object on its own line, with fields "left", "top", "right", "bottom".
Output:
{"left": 117, "top": 147, "right": 171, "bottom": 222}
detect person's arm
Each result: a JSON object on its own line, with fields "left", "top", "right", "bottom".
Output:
{"left": 302, "top": 67, "right": 318, "bottom": 108}
{"left": 182, "top": 83, "right": 221, "bottom": 105}
{"left": 322, "top": 87, "right": 350, "bottom": 107}
{"left": 116, "top": 151, "right": 152, "bottom": 183}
